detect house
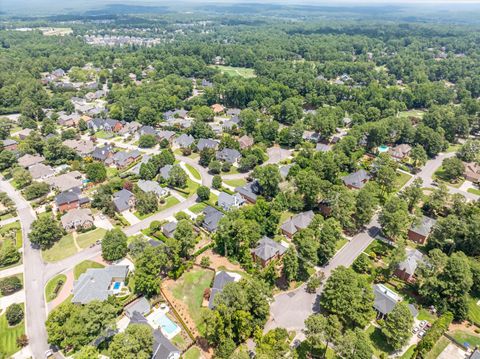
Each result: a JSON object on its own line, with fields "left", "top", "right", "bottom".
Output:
{"left": 45, "top": 171, "right": 83, "bottom": 192}
{"left": 17, "top": 128, "right": 32, "bottom": 140}
{"left": 280, "top": 210, "right": 315, "bottom": 238}
{"left": 222, "top": 116, "right": 240, "bottom": 131}
{"left": 342, "top": 169, "right": 371, "bottom": 189}
{"left": 251, "top": 237, "right": 288, "bottom": 267}
{"left": 389, "top": 144, "right": 412, "bottom": 160}
{"left": 303, "top": 131, "right": 321, "bottom": 143}
{"left": 238, "top": 135, "right": 254, "bottom": 150}
{"left": 316, "top": 143, "right": 332, "bottom": 152}
{"left": 162, "top": 221, "right": 177, "bottom": 238}
{"left": 139, "top": 125, "right": 157, "bottom": 137}
{"left": 217, "top": 192, "right": 245, "bottom": 211}
{"left": 235, "top": 180, "right": 262, "bottom": 203}
{"left": 119, "top": 121, "right": 141, "bottom": 136}
{"left": 408, "top": 215, "right": 436, "bottom": 244}
{"left": 130, "top": 154, "right": 151, "bottom": 175}
{"left": 208, "top": 271, "right": 241, "bottom": 309}
{"left": 88, "top": 118, "right": 123, "bottom": 133}
{"left": 18, "top": 154, "right": 45, "bottom": 168}
{"left": 91, "top": 145, "right": 114, "bottom": 162}
{"left": 29, "top": 163, "right": 55, "bottom": 180}
{"left": 72, "top": 265, "right": 129, "bottom": 304}
{"left": 124, "top": 297, "right": 151, "bottom": 318}
{"left": 216, "top": 148, "right": 241, "bottom": 164}
{"left": 57, "top": 112, "right": 81, "bottom": 127}
{"left": 373, "top": 284, "right": 402, "bottom": 318}
{"left": 52, "top": 68, "right": 65, "bottom": 78}
{"left": 61, "top": 208, "right": 94, "bottom": 231}
{"left": 470, "top": 349, "right": 480, "bottom": 359}
{"left": 279, "top": 164, "right": 292, "bottom": 179}
{"left": 464, "top": 162, "right": 480, "bottom": 183}
{"left": 63, "top": 139, "right": 95, "bottom": 156}
{"left": 197, "top": 138, "right": 219, "bottom": 151}
{"left": 113, "top": 189, "right": 136, "bottom": 212}
{"left": 395, "top": 249, "right": 424, "bottom": 282}
{"left": 55, "top": 188, "right": 89, "bottom": 213}
{"left": 163, "top": 109, "right": 188, "bottom": 120}
{"left": 201, "top": 79, "right": 213, "bottom": 87}
{"left": 2, "top": 139, "right": 18, "bottom": 151}
{"left": 159, "top": 165, "right": 173, "bottom": 181}
{"left": 157, "top": 130, "right": 176, "bottom": 144}
{"left": 105, "top": 150, "right": 141, "bottom": 169}
{"left": 137, "top": 180, "right": 168, "bottom": 198}
{"left": 202, "top": 206, "right": 224, "bottom": 232}
{"left": 174, "top": 134, "right": 194, "bottom": 149}
{"left": 211, "top": 104, "right": 225, "bottom": 114}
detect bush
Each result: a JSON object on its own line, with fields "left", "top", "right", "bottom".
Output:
{"left": 221, "top": 162, "right": 232, "bottom": 172}
{"left": 414, "top": 312, "right": 453, "bottom": 358}
{"left": 197, "top": 186, "right": 210, "bottom": 201}
{"left": 212, "top": 175, "right": 222, "bottom": 189}
{"left": 306, "top": 273, "right": 324, "bottom": 293}
{"left": 0, "top": 276, "right": 23, "bottom": 295}
{"left": 0, "top": 240, "right": 21, "bottom": 266}
{"left": 208, "top": 160, "right": 222, "bottom": 174}
{"left": 6, "top": 303, "right": 24, "bottom": 326}
{"left": 16, "top": 334, "right": 29, "bottom": 347}
{"left": 138, "top": 134, "right": 157, "bottom": 148}
{"left": 200, "top": 256, "right": 211, "bottom": 267}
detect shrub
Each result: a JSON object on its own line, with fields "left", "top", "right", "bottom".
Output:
{"left": 212, "top": 175, "right": 222, "bottom": 189}
{"left": 200, "top": 256, "right": 211, "bottom": 268}
{"left": 16, "top": 334, "right": 29, "bottom": 347}
{"left": 197, "top": 186, "right": 210, "bottom": 201}
{"left": 414, "top": 312, "right": 453, "bottom": 358}
{"left": 6, "top": 303, "right": 24, "bottom": 326}
{"left": 221, "top": 162, "right": 232, "bottom": 172}
{"left": 0, "top": 240, "right": 21, "bottom": 266}
{"left": 306, "top": 273, "right": 324, "bottom": 293}
{"left": 0, "top": 276, "right": 23, "bottom": 295}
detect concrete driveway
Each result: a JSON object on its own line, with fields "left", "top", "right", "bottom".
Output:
{"left": 122, "top": 210, "right": 140, "bottom": 225}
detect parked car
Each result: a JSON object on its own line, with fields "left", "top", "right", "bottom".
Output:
{"left": 418, "top": 330, "right": 426, "bottom": 338}
{"left": 412, "top": 327, "right": 419, "bottom": 334}
{"left": 419, "top": 320, "right": 427, "bottom": 328}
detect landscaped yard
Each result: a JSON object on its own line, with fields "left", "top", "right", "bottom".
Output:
{"left": 106, "top": 167, "right": 118, "bottom": 178}
{"left": 365, "top": 325, "right": 394, "bottom": 358}
{"left": 178, "top": 178, "right": 200, "bottom": 198}
{"left": 400, "top": 345, "right": 416, "bottom": 359}
{"left": 446, "top": 143, "right": 462, "bottom": 153}
{"left": 0, "top": 304, "right": 25, "bottom": 357}
{"left": 74, "top": 260, "right": 104, "bottom": 280}
{"left": 134, "top": 196, "right": 181, "bottom": 219}
{"left": 468, "top": 296, "right": 480, "bottom": 323}
{"left": 209, "top": 65, "right": 256, "bottom": 78}
{"left": 0, "top": 221, "right": 22, "bottom": 249}
{"left": 189, "top": 202, "right": 207, "bottom": 214}
{"left": 183, "top": 346, "right": 202, "bottom": 359}
{"left": 170, "top": 268, "right": 214, "bottom": 335}
{"left": 468, "top": 188, "right": 480, "bottom": 195}
{"left": 433, "top": 166, "right": 465, "bottom": 188}
{"left": 185, "top": 163, "right": 201, "bottom": 180}
{"left": 395, "top": 171, "right": 413, "bottom": 190}
{"left": 76, "top": 228, "right": 107, "bottom": 249}
{"left": 45, "top": 274, "right": 67, "bottom": 302}
{"left": 95, "top": 130, "right": 113, "bottom": 139}
{"left": 449, "top": 330, "right": 480, "bottom": 347}
{"left": 42, "top": 233, "right": 77, "bottom": 262}
{"left": 397, "top": 109, "right": 425, "bottom": 119}
{"left": 417, "top": 308, "right": 437, "bottom": 323}
{"left": 223, "top": 178, "right": 246, "bottom": 188}
{"left": 425, "top": 336, "right": 450, "bottom": 359}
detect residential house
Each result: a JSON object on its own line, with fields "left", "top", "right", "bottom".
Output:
{"left": 201, "top": 79, "right": 213, "bottom": 87}
{"left": 342, "top": 169, "right": 371, "bottom": 189}
{"left": 222, "top": 116, "right": 240, "bottom": 131}
{"left": 105, "top": 150, "right": 141, "bottom": 169}
{"left": 373, "top": 284, "right": 402, "bottom": 318}
{"left": 238, "top": 135, "right": 254, "bottom": 150}
{"left": 18, "top": 154, "right": 45, "bottom": 169}
{"left": 464, "top": 162, "right": 480, "bottom": 183}
{"left": 316, "top": 143, "right": 332, "bottom": 152}
{"left": 2, "top": 139, "right": 18, "bottom": 151}
{"left": 157, "top": 130, "right": 176, "bottom": 144}
{"left": 280, "top": 210, "right": 315, "bottom": 238}
{"left": 55, "top": 188, "right": 89, "bottom": 213}
{"left": 52, "top": 68, "right": 65, "bottom": 78}
{"left": 202, "top": 206, "right": 224, "bottom": 232}
{"left": 29, "top": 163, "right": 55, "bottom": 180}
{"left": 279, "top": 164, "right": 292, "bottom": 179}
{"left": 17, "top": 128, "right": 32, "bottom": 140}
{"left": 45, "top": 171, "right": 83, "bottom": 192}
{"left": 235, "top": 180, "right": 262, "bottom": 203}
{"left": 162, "top": 222, "right": 177, "bottom": 238}
{"left": 226, "top": 108, "right": 241, "bottom": 117}
{"left": 137, "top": 180, "right": 168, "bottom": 198}
{"left": 303, "top": 131, "right": 321, "bottom": 143}
{"left": 159, "top": 165, "right": 173, "bottom": 181}
{"left": 130, "top": 154, "right": 151, "bottom": 175}
{"left": 208, "top": 271, "right": 241, "bottom": 309}
{"left": 211, "top": 104, "right": 225, "bottom": 114}
{"left": 119, "top": 121, "right": 141, "bottom": 136}
{"left": 139, "top": 125, "right": 157, "bottom": 137}
{"left": 91, "top": 144, "right": 114, "bottom": 162}
{"left": 72, "top": 265, "right": 129, "bottom": 304}
{"left": 216, "top": 148, "right": 241, "bottom": 164}
{"left": 395, "top": 249, "right": 424, "bottom": 283}
{"left": 251, "top": 237, "right": 288, "bottom": 267}
{"left": 124, "top": 297, "right": 151, "bottom": 318}
{"left": 61, "top": 208, "right": 94, "bottom": 231}
{"left": 113, "top": 189, "right": 136, "bottom": 212}
{"left": 88, "top": 118, "right": 123, "bottom": 133}
{"left": 217, "top": 192, "right": 245, "bottom": 211}
{"left": 63, "top": 139, "right": 95, "bottom": 156}
{"left": 174, "top": 134, "right": 194, "bottom": 149}
{"left": 57, "top": 112, "right": 82, "bottom": 127}
{"left": 408, "top": 215, "right": 436, "bottom": 244}
{"left": 197, "top": 138, "right": 219, "bottom": 151}
{"left": 389, "top": 144, "right": 412, "bottom": 161}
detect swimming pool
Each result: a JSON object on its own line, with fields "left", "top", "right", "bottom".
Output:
{"left": 113, "top": 282, "right": 121, "bottom": 290}
{"left": 148, "top": 310, "right": 181, "bottom": 338}
{"left": 378, "top": 145, "right": 389, "bottom": 153}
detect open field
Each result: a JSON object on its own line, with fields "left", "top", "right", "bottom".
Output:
{"left": 397, "top": 109, "right": 425, "bottom": 119}
{"left": 209, "top": 65, "right": 256, "bottom": 78}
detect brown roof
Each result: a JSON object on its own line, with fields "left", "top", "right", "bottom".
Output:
{"left": 238, "top": 135, "right": 254, "bottom": 149}
{"left": 211, "top": 104, "right": 224, "bottom": 113}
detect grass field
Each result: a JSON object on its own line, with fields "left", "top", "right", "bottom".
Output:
{"left": 400, "top": 345, "right": 416, "bottom": 359}
{"left": 106, "top": 167, "right": 118, "bottom": 178}
{"left": 0, "top": 305, "right": 25, "bottom": 357}
{"left": 223, "top": 178, "right": 246, "bottom": 188}
{"left": 184, "top": 346, "right": 202, "bottom": 359}
{"left": 189, "top": 202, "right": 207, "bottom": 214}
{"left": 397, "top": 109, "right": 425, "bottom": 119}
{"left": 171, "top": 268, "right": 214, "bottom": 335}
{"left": 468, "top": 297, "right": 480, "bottom": 323}
{"left": 0, "top": 221, "right": 22, "bottom": 249}
{"left": 446, "top": 144, "right": 462, "bottom": 153}
{"left": 45, "top": 274, "right": 67, "bottom": 302}
{"left": 468, "top": 188, "right": 480, "bottom": 195}
{"left": 42, "top": 233, "right": 77, "bottom": 262}
{"left": 425, "top": 336, "right": 450, "bottom": 359}
{"left": 417, "top": 308, "right": 437, "bottom": 323}
{"left": 395, "top": 171, "right": 413, "bottom": 190}
{"left": 185, "top": 163, "right": 201, "bottom": 180}
{"left": 74, "top": 260, "right": 104, "bottom": 280}
{"left": 178, "top": 178, "right": 200, "bottom": 198}
{"left": 335, "top": 238, "right": 348, "bottom": 251}
{"left": 95, "top": 130, "right": 114, "bottom": 139}
{"left": 76, "top": 228, "right": 107, "bottom": 249}
{"left": 450, "top": 330, "right": 480, "bottom": 347}
{"left": 209, "top": 65, "right": 256, "bottom": 78}
{"left": 365, "top": 325, "right": 394, "bottom": 358}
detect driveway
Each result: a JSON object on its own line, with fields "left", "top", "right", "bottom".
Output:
{"left": 94, "top": 215, "right": 114, "bottom": 230}
{"left": 122, "top": 210, "right": 140, "bottom": 225}
{"left": 0, "top": 264, "right": 24, "bottom": 278}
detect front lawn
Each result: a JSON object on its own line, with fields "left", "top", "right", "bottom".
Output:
{"left": 184, "top": 346, "right": 202, "bottom": 359}
{"left": 0, "top": 221, "right": 22, "bottom": 249}
{"left": 400, "top": 345, "right": 416, "bottom": 359}
{"left": 335, "top": 238, "right": 348, "bottom": 251}
{"left": 365, "top": 325, "right": 394, "bottom": 358}
{"left": 223, "top": 178, "right": 246, "bottom": 188}
{"left": 425, "top": 336, "right": 450, "bottom": 359}
{"left": 74, "top": 260, "right": 104, "bottom": 280}
{"left": 450, "top": 330, "right": 480, "bottom": 347}
{"left": 170, "top": 268, "right": 214, "bottom": 335}
{"left": 106, "top": 167, "right": 118, "bottom": 178}
{"left": 45, "top": 274, "right": 67, "bottom": 302}
{"left": 189, "top": 203, "right": 207, "bottom": 214}
{"left": 0, "top": 304, "right": 25, "bottom": 357}
{"left": 395, "top": 171, "right": 412, "bottom": 190}
{"left": 178, "top": 178, "right": 200, "bottom": 198}
{"left": 185, "top": 163, "right": 201, "bottom": 180}
{"left": 76, "top": 228, "right": 107, "bottom": 249}
{"left": 95, "top": 130, "right": 113, "bottom": 139}
{"left": 468, "top": 188, "right": 480, "bottom": 196}
{"left": 468, "top": 296, "right": 480, "bottom": 323}
{"left": 42, "top": 233, "right": 77, "bottom": 262}
{"left": 417, "top": 308, "right": 437, "bottom": 323}
{"left": 433, "top": 166, "right": 465, "bottom": 188}
{"left": 446, "top": 144, "right": 461, "bottom": 153}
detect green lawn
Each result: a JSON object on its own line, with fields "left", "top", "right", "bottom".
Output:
{"left": 185, "top": 163, "right": 201, "bottom": 180}
{"left": 106, "top": 167, "right": 118, "bottom": 178}
{"left": 425, "top": 336, "right": 450, "bottom": 359}
{"left": 446, "top": 144, "right": 462, "bottom": 153}
{"left": 209, "top": 65, "right": 256, "bottom": 78}
{"left": 365, "top": 325, "right": 394, "bottom": 358}
{"left": 178, "top": 178, "right": 200, "bottom": 198}
{"left": 74, "top": 260, "right": 104, "bottom": 280}
{"left": 42, "top": 233, "right": 77, "bottom": 262}
{"left": 468, "top": 188, "right": 480, "bottom": 195}
{"left": 171, "top": 268, "right": 214, "bottom": 335}
{"left": 223, "top": 178, "right": 246, "bottom": 188}
{"left": 397, "top": 109, "right": 425, "bottom": 119}
{"left": 45, "top": 274, "right": 67, "bottom": 302}
{"left": 417, "top": 308, "right": 437, "bottom": 323}
{"left": 468, "top": 297, "right": 480, "bottom": 323}
{"left": 335, "top": 238, "right": 348, "bottom": 251}
{"left": 76, "top": 228, "right": 107, "bottom": 249}
{"left": 365, "top": 239, "right": 393, "bottom": 258}
{"left": 189, "top": 202, "right": 207, "bottom": 214}
{"left": 400, "top": 345, "right": 416, "bottom": 359}
{"left": 0, "top": 305, "right": 25, "bottom": 357}
{"left": 450, "top": 330, "right": 480, "bottom": 347}
{"left": 135, "top": 196, "right": 181, "bottom": 219}
{"left": 395, "top": 171, "right": 413, "bottom": 190}
{"left": 0, "top": 221, "right": 22, "bottom": 249}
{"left": 184, "top": 346, "right": 202, "bottom": 359}
{"left": 95, "top": 130, "right": 114, "bottom": 139}
{"left": 433, "top": 166, "right": 465, "bottom": 188}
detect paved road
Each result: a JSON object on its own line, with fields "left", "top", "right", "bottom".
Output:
{"left": 0, "top": 263, "right": 24, "bottom": 278}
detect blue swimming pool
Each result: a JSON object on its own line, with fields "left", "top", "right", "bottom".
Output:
{"left": 113, "top": 282, "right": 121, "bottom": 290}
{"left": 151, "top": 312, "right": 180, "bottom": 337}
{"left": 378, "top": 145, "right": 389, "bottom": 153}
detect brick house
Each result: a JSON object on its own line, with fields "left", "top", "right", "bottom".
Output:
{"left": 407, "top": 215, "right": 436, "bottom": 244}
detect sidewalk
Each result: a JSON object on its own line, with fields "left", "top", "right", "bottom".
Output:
{"left": 0, "top": 264, "right": 24, "bottom": 278}
{"left": 0, "top": 216, "right": 19, "bottom": 226}
{"left": 0, "top": 290, "right": 25, "bottom": 311}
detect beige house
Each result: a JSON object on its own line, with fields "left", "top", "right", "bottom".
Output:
{"left": 61, "top": 208, "right": 94, "bottom": 231}
{"left": 464, "top": 162, "right": 480, "bottom": 183}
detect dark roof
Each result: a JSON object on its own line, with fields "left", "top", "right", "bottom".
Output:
{"left": 152, "top": 328, "right": 180, "bottom": 359}
{"left": 139, "top": 125, "right": 157, "bottom": 136}
{"left": 251, "top": 237, "right": 288, "bottom": 262}
{"left": 235, "top": 180, "right": 262, "bottom": 202}
{"left": 342, "top": 169, "right": 371, "bottom": 188}
{"left": 398, "top": 249, "right": 424, "bottom": 276}
{"left": 410, "top": 215, "right": 436, "bottom": 237}
{"left": 197, "top": 138, "right": 219, "bottom": 151}
{"left": 216, "top": 148, "right": 241, "bottom": 163}
{"left": 91, "top": 145, "right": 113, "bottom": 161}
{"left": 175, "top": 134, "right": 194, "bottom": 148}
{"left": 55, "top": 188, "right": 81, "bottom": 206}
{"left": 162, "top": 221, "right": 177, "bottom": 238}
{"left": 113, "top": 189, "right": 135, "bottom": 212}
{"left": 373, "top": 284, "right": 402, "bottom": 316}
{"left": 125, "top": 297, "right": 151, "bottom": 318}
{"left": 202, "top": 206, "right": 224, "bottom": 232}
{"left": 208, "top": 271, "right": 237, "bottom": 309}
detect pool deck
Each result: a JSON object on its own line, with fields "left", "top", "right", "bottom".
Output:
{"left": 146, "top": 306, "right": 181, "bottom": 339}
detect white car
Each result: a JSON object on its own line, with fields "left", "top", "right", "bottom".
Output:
{"left": 419, "top": 320, "right": 427, "bottom": 328}
{"left": 418, "top": 330, "right": 426, "bottom": 338}
{"left": 412, "top": 327, "right": 419, "bottom": 334}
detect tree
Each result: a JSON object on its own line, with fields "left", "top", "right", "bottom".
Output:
{"left": 75, "top": 346, "right": 99, "bottom": 359}
{"left": 424, "top": 183, "right": 449, "bottom": 217}
{"left": 85, "top": 162, "right": 107, "bottom": 183}
{"left": 305, "top": 314, "right": 342, "bottom": 358}
{"left": 190, "top": 105, "right": 215, "bottom": 122}
{"left": 197, "top": 186, "right": 210, "bottom": 201}
{"left": 336, "top": 328, "right": 373, "bottom": 359}
{"left": 0, "top": 150, "right": 16, "bottom": 170}
{"left": 208, "top": 160, "right": 222, "bottom": 174}
{"left": 387, "top": 239, "right": 407, "bottom": 278}
{"left": 306, "top": 274, "right": 323, "bottom": 293}
{"left": 12, "top": 167, "right": 32, "bottom": 189}
{"left": 379, "top": 197, "right": 411, "bottom": 240}
{"left": 101, "top": 229, "right": 128, "bottom": 261}
{"left": 352, "top": 254, "right": 371, "bottom": 274}
{"left": 138, "top": 106, "right": 158, "bottom": 125}
{"left": 0, "top": 276, "right": 22, "bottom": 295}
{"left": 282, "top": 247, "right": 299, "bottom": 282}
{"left": 400, "top": 178, "right": 423, "bottom": 212}
{"left": 199, "top": 148, "right": 216, "bottom": 167}
{"left": 41, "top": 117, "right": 56, "bottom": 136}
{"left": 134, "top": 246, "right": 168, "bottom": 297}
{"left": 255, "top": 328, "right": 290, "bottom": 359}
{"left": 29, "top": 216, "right": 63, "bottom": 249}
{"left": 441, "top": 157, "right": 464, "bottom": 182}
{"left": 374, "top": 153, "right": 398, "bottom": 194}
{"left": 139, "top": 162, "right": 157, "bottom": 180}
{"left": 253, "top": 164, "right": 281, "bottom": 199}
{"left": 317, "top": 218, "right": 343, "bottom": 265}
{"left": 16, "top": 334, "right": 29, "bottom": 348}
{"left": 212, "top": 175, "right": 222, "bottom": 189}
{"left": 168, "top": 165, "right": 187, "bottom": 188}
{"left": 136, "top": 191, "right": 159, "bottom": 216}
{"left": 190, "top": 119, "right": 215, "bottom": 139}
{"left": 320, "top": 266, "right": 374, "bottom": 328}
{"left": 0, "top": 239, "right": 21, "bottom": 266}
{"left": 458, "top": 139, "right": 480, "bottom": 162}
{"left": 78, "top": 119, "right": 88, "bottom": 132}
{"left": 23, "top": 181, "right": 50, "bottom": 200}
{"left": 109, "top": 324, "right": 153, "bottom": 359}
{"left": 294, "top": 170, "right": 323, "bottom": 208}
{"left": 355, "top": 183, "right": 379, "bottom": 228}
{"left": 382, "top": 302, "right": 414, "bottom": 349}
{"left": 6, "top": 303, "right": 23, "bottom": 326}
{"left": 173, "top": 219, "right": 196, "bottom": 258}
{"left": 410, "top": 145, "right": 428, "bottom": 168}
{"left": 138, "top": 134, "right": 157, "bottom": 148}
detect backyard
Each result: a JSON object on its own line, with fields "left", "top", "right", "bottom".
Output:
{"left": 449, "top": 330, "right": 480, "bottom": 347}
{"left": 425, "top": 336, "right": 450, "bottom": 359}
{"left": 0, "top": 221, "right": 22, "bottom": 249}
{"left": 208, "top": 65, "right": 256, "bottom": 78}
{"left": 74, "top": 260, "right": 105, "bottom": 279}
{"left": 365, "top": 324, "right": 394, "bottom": 358}
{"left": 0, "top": 304, "right": 25, "bottom": 357}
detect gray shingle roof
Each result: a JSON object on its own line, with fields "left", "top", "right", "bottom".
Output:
{"left": 280, "top": 210, "right": 314, "bottom": 236}
{"left": 162, "top": 221, "right": 177, "bottom": 238}
{"left": 218, "top": 192, "right": 244, "bottom": 211}
{"left": 197, "top": 138, "right": 219, "bottom": 151}
{"left": 113, "top": 189, "right": 135, "bottom": 212}
{"left": 410, "top": 216, "right": 436, "bottom": 237}
{"left": 158, "top": 130, "right": 175, "bottom": 141}
{"left": 342, "top": 169, "right": 371, "bottom": 188}
{"left": 159, "top": 165, "right": 173, "bottom": 180}
{"left": 235, "top": 180, "right": 261, "bottom": 202}
{"left": 29, "top": 163, "right": 54, "bottom": 179}
{"left": 202, "top": 206, "right": 224, "bottom": 232}
{"left": 137, "top": 180, "right": 168, "bottom": 197}
{"left": 18, "top": 154, "right": 45, "bottom": 168}
{"left": 91, "top": 145, "right": 114, "bottom": 161}
{"left": 139, "top": 125, "right": 156, "bottom": 136}
{"left": 398, "top": 249, "right": 424, "bottom": 276}
{"left": 208, "top": 271, "right": 237, "bottom": 309}
{"left": 55, "top": 187, "right": 82, "bottom": 206}
{"left": 174, "top": 134, "right": 194, "bottom": 148}
{"left": 251, "top": 237, "right": 288, "bottom": 262}
{"left": 216, "top": 148, "right": 241, "bottom": 163}
{"left": 125, "top": 297, "right": 151, "bottom": 318}
{"left": 152, "top": 328, "right": 180, "bottom": 359}
{"left": 373, "top": 284, "right": 402, "bottom": 316}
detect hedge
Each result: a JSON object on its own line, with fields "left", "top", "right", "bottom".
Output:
{"left": 414, "top": 312, "right": 453, "bottom": 358}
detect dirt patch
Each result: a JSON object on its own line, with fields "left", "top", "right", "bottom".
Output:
{"left": 449, "top": 321, "right": 479, "bottom": 334}
{"left": 195, "top": 249, "right": 243, "bottom": 272}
